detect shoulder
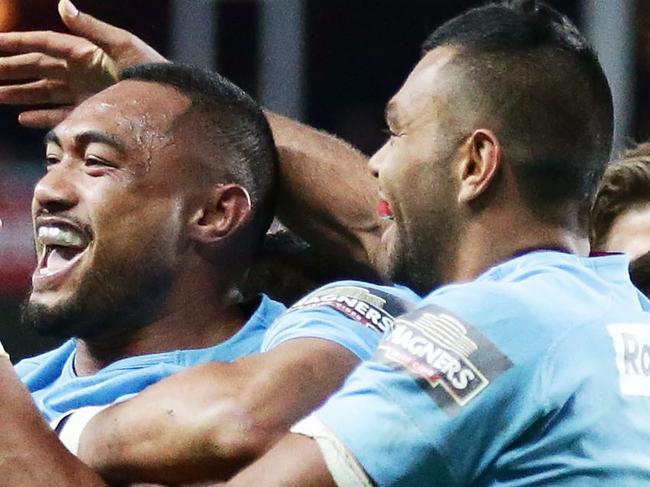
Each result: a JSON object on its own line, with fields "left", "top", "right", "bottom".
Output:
{"left": 419, "top": 262, "right": 607, "bottom": 356}
{"left": 261, "top": 281, "right": 420, "bottom": 359}
{"left": 421, "top": 280, "right": 538, "bottom": 341}
{"left": 372, "top": 276, "right": 572, "bottom": 405}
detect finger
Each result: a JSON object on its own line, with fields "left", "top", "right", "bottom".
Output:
{"left": 0, "top": 79, "right": 72, "bottom": 105}
{"left": 59, "top": 0, "right": 166, "bottom": 67}
{"left": 59, "top": 0, "right": 131, "bottom": 55}
{"left": 19, "top": 107, "right": 74, "bottom": 128}
{"left": 0, "top": 31, "right": 95, "bottom": 60}
{"left": 0, "top": 53, "right": 68, "bottom": 81}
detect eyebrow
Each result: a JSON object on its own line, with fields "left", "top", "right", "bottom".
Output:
{"left": 44, "top": 130, "right": 126, "bottom": 153}
{"left": 43, "top": 130, "right": 60, "bottom": 147}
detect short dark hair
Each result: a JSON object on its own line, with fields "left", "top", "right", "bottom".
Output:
{"left": 422, "top": 0, "right": 613, "bottom": 230}
{"left": 120, "top": 63, "right": 278, "bottom": 246}
{"left": 241, "top": 229, "right": 381, "bottom": 305}
{"left": 589, "top": 143, "right": 650, "bottom": 248}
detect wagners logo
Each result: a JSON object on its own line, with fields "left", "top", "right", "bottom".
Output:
{"left": 290, "top": 285, "right": 413, "bottom": 333}
{"left": 379, "top": 312, "right": 487, "bottom": 405}
{"left": 376, "top": 303, "right": 512, "bottom": 412}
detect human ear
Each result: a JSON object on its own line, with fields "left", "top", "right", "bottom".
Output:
{"left": 188, "top": 184, "right": 252, "bottom": 244}
{"left": 456, "top": 129, "right": 501, "bottom": 204}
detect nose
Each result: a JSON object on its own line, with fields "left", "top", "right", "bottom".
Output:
{"left": 33, "top": 164, "right": 79, "bottom": 214}
{"left": 368, "top": 142, "right": 388, "bottom": 179}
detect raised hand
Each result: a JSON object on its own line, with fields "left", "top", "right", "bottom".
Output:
{"left": 0, "top": 0, "right": 167, "bottom": 128}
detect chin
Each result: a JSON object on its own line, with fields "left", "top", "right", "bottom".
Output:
{"left": 23, "top": 258, "right": 176, "bottom": 340}
{"left": 22, "top": 276, "right": 110, "bottom": 339}
{"left": 384, "top": 246, "right": 441, "bottom": 296}
{"left": 21, "top": 298, "right": 86, "bottom": 339}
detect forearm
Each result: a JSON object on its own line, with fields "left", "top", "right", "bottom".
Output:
{"left": 266, "top": 113, "right": 382, "bottom": 270}
{"left": 0, "top": 357, "right": 107, "bottom": 486}
{"left": 77, "top": 340, "right": 359, "bottom": 485}
{"left": 77, "top": 364, "right": 262, "bottom": 484}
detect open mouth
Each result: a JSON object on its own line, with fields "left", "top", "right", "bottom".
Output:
{"left": 378, "top": 199, "right": 394, "bottom": 221}
{"left": 33, "top": 223, "right": 90, "bottom": 289}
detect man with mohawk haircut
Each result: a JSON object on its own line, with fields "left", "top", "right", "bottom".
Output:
{"left": 224, "top": 1, "right": 650, "bottom": 485}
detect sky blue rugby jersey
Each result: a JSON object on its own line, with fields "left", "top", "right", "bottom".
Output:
{"left": 17, "top": 282, "right": 419, "bottom": 425}
{"left": 311, "top": 251, "right": 650, "bottom": 486}
{"left": 17, "top": 295, "right": 286, "bottom": 424}
{"left": 261, "top": 280, "right": 420, "bottom": 356}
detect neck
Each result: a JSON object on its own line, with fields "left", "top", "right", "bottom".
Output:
{"left": 74, "top": 269, "right": 249, "bottom": 376}
{"left": 445, "top": 208, "right": 588, "bottom": 284}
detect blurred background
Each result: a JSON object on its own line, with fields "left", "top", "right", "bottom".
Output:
{"left": 0, "top": 0, "right": 641, "bottom": 360}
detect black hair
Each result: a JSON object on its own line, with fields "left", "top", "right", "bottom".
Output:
{"left": 422, "top": 0, "right": 613, "bottom": 230}
{"left": 120, "top": 63, "right": 278, "bottom": 247}
{"left": 241, "top": 229, "right": 381, "bottom": 305}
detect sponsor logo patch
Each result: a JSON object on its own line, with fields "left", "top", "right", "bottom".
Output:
{"left": 376, "top": 304, "right": 512, "bottom": 412}
{"left": 288, "top": 285, "right": 415, "bottom": 334}
{"left": 608, "top": 323, "right": 650, "bottom": 397}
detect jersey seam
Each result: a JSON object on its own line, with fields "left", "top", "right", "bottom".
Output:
{"left": 539, "top": 287, "right": 614, "bottom": 410}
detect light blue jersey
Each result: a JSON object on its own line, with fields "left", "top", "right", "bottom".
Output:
{"left": 312, "top": 252, "right": 650, "bottom": 486}
{"left": 262, "top": 280, "right": 420, "bottom": 354}
{"left": 18, "top": 283, "right": 418, "bottom": 425}
{"left": 17, "top": 295, "right": 285, "bottom": 424}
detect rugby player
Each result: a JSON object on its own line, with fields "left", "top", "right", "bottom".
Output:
{"left": 1, "top": 0, "right": 649, "bottom": 485}
{"left": 223, "top": 2, "right": 650, "bottom": 485}
{"left": 0, "top": 62, "right": 414, "bottom": 485}
{"left": 590, "top": 142, "right": 650, "bottom": 258}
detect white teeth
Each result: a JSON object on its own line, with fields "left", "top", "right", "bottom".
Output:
{"left": 37, "top": 226, "right": 86, "bottom": 248}
{"left": 380, "top": 215, "right": 395, "bottom": 221}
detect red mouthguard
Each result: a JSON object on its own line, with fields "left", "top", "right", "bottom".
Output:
{"left": 378, "top": 200, "right": 393, "bottom": 217}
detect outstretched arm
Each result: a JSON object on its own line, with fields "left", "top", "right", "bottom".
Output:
{"left": 0, "top": 336, "right": 358, "bottom": 486}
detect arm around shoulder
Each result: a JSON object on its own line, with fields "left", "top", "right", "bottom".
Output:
{"left": 267, "top": 113, "right": 383, "bottom": 273}
{"left": 76, "top": 338, "right": 361, "bottom": 485}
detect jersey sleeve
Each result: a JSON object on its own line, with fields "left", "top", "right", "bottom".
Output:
{"left": 308, "top": 284, "right": 553, "bottom": 486}
{"left": 260, "top": 281, "right": 420, "bottom": 360}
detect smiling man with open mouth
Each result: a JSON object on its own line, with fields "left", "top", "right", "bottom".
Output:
{"left": 24, "top": 81, "right": 193, "bottom": 345}
{"left": 0, "top": 61, "right": 402, "bottom": 486}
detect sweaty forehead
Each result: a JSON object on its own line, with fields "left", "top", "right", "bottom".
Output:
{"left": 60, "top": 80, "right": 191, "bottom": 140}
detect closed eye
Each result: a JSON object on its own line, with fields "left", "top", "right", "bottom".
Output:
{"left": 85, "top": 156, "right": 116, "bottom": 168}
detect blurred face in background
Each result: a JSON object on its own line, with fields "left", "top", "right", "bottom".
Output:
{"left": 603, "top": 203, "right": 650, "bottom": 259}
